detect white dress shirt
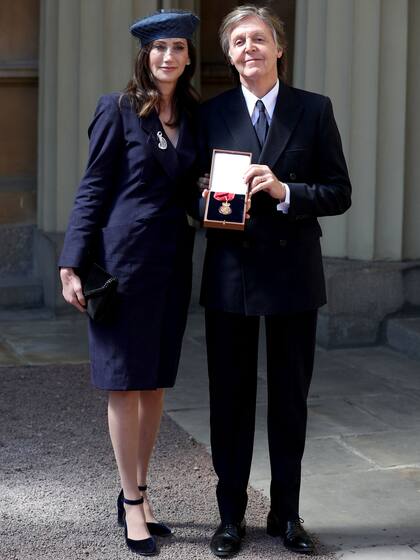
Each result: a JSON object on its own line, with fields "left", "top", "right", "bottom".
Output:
{"left": 241, "top": 81, "right": 290, "bottom": 214}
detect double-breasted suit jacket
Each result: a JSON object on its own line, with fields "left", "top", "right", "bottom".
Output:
{"left": 200, "top": 81, "right": 352, "bottom": 524}
{"left": 59, "top": 93, "right": 198, "bottom": 390}
{"left": 199, "top": 80, "right": 352, "bottom": 315}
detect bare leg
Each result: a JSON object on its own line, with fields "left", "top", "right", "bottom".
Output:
{"left": 108, "top": 391, "right": 150, "bottom": 540}
{"left": 136, "top": 388, "right": 165, "bottom": 523}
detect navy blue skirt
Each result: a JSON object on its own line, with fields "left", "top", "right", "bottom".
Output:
{"left": 88, "top": 229, "right": 194, "bottom": 391}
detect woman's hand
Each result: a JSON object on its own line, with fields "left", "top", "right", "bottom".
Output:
{"left": 244, "top": 164, "right": 286, "bottom": 201}
{"left": 60, "top": 267, "right": 86, "bottom": 313}
{"left": 197, "top": 173, "right": 210, "bottom": 197}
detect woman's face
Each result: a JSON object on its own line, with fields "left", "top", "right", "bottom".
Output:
{"left": 148, "top": 38, "right": 190, "bottom": 87}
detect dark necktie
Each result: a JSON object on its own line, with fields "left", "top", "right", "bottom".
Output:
{"left": 254, "top": 99, "right": 269, "bottom": 147}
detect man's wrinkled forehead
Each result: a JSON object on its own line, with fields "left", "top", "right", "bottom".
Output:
{"left": 228, "top": 15, "right": 276, "bottom": 44}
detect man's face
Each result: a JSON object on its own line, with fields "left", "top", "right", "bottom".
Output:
{"left": 228, "top": 16, "right": 282, "bottom": 83}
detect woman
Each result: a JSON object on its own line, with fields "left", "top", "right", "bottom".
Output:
{"left": 59, "top": 10, "right": 199, "bottom": 556}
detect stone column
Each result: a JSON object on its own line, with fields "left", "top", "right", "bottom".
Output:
{"left": 402, "top": 0, "right": 420, "bottom": 307}
{"left": 303, "top": 0, "right": 326, "bottom": 94}
{"left": 347, "top": 0, "right": 381, "bottom": 260}
{"left": 292, "top": 0, "right": 307, "bottom": 90}
{"left": 104, "top": 0, "right": 133, "bottom": 91}
{"left": 374, "top": 0, "right": 408, "bottom": 260}
{"left": 78, "top": 0, "right": 104, "bottom": 176}
{"left": 404, "top": 0, "right": 420, "bottom": 261}
{"left": 295, "top": 0, "right": 352, "bottom": 259}
{"left": 55, "top": 0, "right": 82, "bottom": 230}
{"left": 320, "top": 0, "right": 353, "bottom": 258}
{"left": 37, "top": 0, "right": 58, "bottom": 233}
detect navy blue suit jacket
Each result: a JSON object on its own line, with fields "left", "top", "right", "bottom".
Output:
{"left": 58, "top": 93, "right": 198, "bottom": 390}
{"left": 199, "top": 81, "right": 352, "bottom": 315}
{"left": 59, "top": 94, "right": 198, "bottom": 284}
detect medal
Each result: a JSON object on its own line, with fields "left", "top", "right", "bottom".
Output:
{"left": 214, "top": 192, "right": 235, "bottom": 216}
{"left": 157, "top": 131, "right": 167, "bottom": 150}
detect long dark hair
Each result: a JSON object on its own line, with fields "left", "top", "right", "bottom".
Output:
{"left": 121, "top": 39, "right": 199, "bottom": 127}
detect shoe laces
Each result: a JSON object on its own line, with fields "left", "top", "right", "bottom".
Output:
{"left": 286, "top": 518, "right": 305, "bottom": 536}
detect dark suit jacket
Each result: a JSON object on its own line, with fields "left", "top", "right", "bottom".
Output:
{"left": 58, "top": 93, "right": 198, "bottom": 390}
{"left": 199, "top": 81, "right": 352, "bottom": 315}
{"left": 59, "top": 93, "right": 197, "bottom": 279}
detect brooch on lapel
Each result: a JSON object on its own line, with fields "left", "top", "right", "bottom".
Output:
{"left": 157, "top": 131, "right": 167, "bottom": 150}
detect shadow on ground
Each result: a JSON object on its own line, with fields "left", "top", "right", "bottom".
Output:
{"left": 0, "top": 364, "right": 333, "bottom": 559}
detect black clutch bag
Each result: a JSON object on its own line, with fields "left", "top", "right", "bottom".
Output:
{"left": 82, "top": 263, "right": 118, "bottom": 322}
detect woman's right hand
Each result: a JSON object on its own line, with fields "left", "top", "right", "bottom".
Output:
{"left": 60, "top": 267, "right": 86, "bottom": 313}
{"left": 197, "top": 173, "right": 210, "bottom": 197}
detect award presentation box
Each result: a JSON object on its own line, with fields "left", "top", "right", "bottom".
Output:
{"left": 203, "top": 149, "right": 252, "bottom": 231}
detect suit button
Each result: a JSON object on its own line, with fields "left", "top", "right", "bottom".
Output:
{"left": 279, "top": 239, "right": 287, "bottom": 247}
{"left": 289, "top": 172, "right": 296, "bottom": 180}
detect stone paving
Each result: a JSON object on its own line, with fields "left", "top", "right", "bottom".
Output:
{"left": 2, "top": 363, "right": 334, "bottom": 560}
{"left": 0, "top": 309, "right": 419, "bottom": 559}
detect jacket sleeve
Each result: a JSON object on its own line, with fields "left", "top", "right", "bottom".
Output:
{"left": 288, "top": 96, "right": 352, "bottom": 218}
{"left": 58, "top": 94, "right": 124, "bottom": 268}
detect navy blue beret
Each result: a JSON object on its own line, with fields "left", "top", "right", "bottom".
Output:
{"left": 130, "top": 10, "right": 199, "bottom": 46}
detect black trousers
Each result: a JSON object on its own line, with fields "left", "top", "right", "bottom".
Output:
{"left": 205, "top": 308, "right": 318, "bottom": 524}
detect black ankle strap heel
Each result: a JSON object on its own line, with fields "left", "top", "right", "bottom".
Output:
{"left": 123, "top": 496, "right": 144, "bottom": 506}
{"left": 122, "top": 496, "right": 157, "bottom": 556}
{"left": 117, "top": 489, "right": 147, "bottom": 526}
{"left": 117, "top": 486, "right": 172, "bottom": 537}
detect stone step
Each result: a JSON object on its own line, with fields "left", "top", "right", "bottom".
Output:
{"left": 386, "top": 316, "right": 420, "bottom": 361}
{"left": 0, "top": 276, "right": 44, "bottom": 309}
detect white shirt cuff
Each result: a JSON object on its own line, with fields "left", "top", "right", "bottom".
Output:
{"left": 276, "top": 183, "right": 290, "bottom": 214}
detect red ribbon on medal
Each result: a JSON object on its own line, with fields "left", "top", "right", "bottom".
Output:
{"left": 213, "top": 192, "right": 235, "bottom": 202}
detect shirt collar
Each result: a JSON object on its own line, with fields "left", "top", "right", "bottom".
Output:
{"left": 241, "top": 79, "right": 279, "bottom": 123}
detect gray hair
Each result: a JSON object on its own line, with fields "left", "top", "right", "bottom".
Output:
{"left": 219, "top": 4, "right": 288, "bottom": 82}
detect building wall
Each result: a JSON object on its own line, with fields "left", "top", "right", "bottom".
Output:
{"left": 2, "top": 0, "right": 415, "bottom": 345}
{"left": 294, "top": 0, "right": 420, "bottom": 346}
{"left": 0, "top": 1, "right": 39, "bottom": 228}
{"left": 294, "top": 0, "right": 420, "bottom": 262}
{"left": 0, "top": 1, "right": 39, "bottom": 281}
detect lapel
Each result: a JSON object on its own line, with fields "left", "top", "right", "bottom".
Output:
{"left": 220, "top": 88, "right": 261, "bottom": 163}
{"left": 259, "top": 80, "right": 304, "bottom": 168}
{"left": 140, "top": 110, "right": 181, "bottom": 180}
{"left": 175, "top": 112, "right": 197, "bottom": 174}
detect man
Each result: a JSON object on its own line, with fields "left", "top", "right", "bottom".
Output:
{"left": 199, "top": 5, "right": 351, "bottom": 557}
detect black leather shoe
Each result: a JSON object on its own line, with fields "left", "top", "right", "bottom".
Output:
{"left": 267, "top": 511, "right": 314, "bottom": 554}
{"left": 210, "top": 520, "right": 246, "bottom": 557}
